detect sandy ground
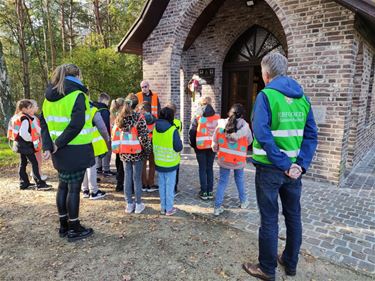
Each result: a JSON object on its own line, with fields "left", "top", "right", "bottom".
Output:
{"left": 0, "top": 165, "right": 372, "bottom": 281}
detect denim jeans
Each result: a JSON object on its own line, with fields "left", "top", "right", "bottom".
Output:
{"left": 158, "top": 170, "right": 176, "bottom": 212}
{"left": 195, "top": 149, "right": 215, "bottom": 193}
{"left": 96, "top": 150, "right": 112, "bottom": 172}
{"left": 123, "top": 160, "right": 143, "bottom": 204}
{"left": 214, "top": 167, "right": 246, "bottom": 208}
{"left": 255, "top": 165, "right": 302, "bottom": 277}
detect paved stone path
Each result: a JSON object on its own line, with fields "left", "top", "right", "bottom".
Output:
{"left": 172, "top": 147, "right": 375, "bottom": 275}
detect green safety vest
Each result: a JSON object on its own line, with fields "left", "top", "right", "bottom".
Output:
{"left": 173, "top": 118, "right": 182, "bottom": 133}
{"left": 90, "top": 106, "right": 108, "bottom": 157}
{"left": 152, "top": 126, "right": 180, "bottom": 168}
{"left": 42, "top": 90, "right": 93, "bottom": 145}
{"left": 252, "top": 88, "right": 310, "bottom": 164}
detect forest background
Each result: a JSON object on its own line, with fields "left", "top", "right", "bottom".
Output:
{"left": 0, "top": 0, "right": 146, "bottom": 133}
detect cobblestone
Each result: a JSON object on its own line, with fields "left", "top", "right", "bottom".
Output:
{"left": 174, "top": 146, "right": 375, "bottom": 275}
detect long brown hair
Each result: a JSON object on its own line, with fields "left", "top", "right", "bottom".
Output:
{"left": 115, "top": 93, "right": 138, "bottom": 128}
{"left": 14, "top": 99, "right": 32, "bottom": 115}
{"left": 51, "top": 64, "right": 81, "bottom": 94}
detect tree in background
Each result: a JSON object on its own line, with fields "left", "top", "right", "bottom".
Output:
{"left": 0, "top": 0, "right": 146, "bottom": 133}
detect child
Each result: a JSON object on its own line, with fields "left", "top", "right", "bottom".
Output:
{"left": 188, "top": 96, "right": 219, "bottom": 200}
{"left": 8, "top": 99, "right": 51, "bottom": 190}
{"left": 165, "top": 102, "right": 182, "bottom": 195}
{"left": 137, "top": 101, "right": 157, "bottom": 192}
{"left": 113, "top": 94, "right": 151, "bottom": 214}
{"left": 110, "top": 98, "right": 125, "bottom": 192}
{"left": 30, "top": 99, "right": 47, "bottom": 181}
{"left": 82, "top": 102, "right": 110, "bottom": 200}
{"left": 153, "top": 107, "right": 183, "bottom": 216}
{"left": 94, "top": 92, "right": 114, "bottom": 177}
{"left": 211, "top": 103, "right": 253, "bottom": 216}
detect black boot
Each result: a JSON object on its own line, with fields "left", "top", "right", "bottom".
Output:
{"left": 59, "top": 216, "right": 69, "bottom": 238}
{"left": 67, "top": 220, "right": 93, "bottom": 242}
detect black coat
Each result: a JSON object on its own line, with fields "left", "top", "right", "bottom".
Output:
{"left": 15, "top": 114, "right": 35, "bottom": 155}
{"left": 40, "top": 79, "right": 95, "bottom": 172}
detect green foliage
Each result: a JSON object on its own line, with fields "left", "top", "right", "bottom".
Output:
{"left": 65, "top": 47, "right": 142, "bottom": 99}
{"left": 0, "top": 137, "right": 18, "bottom": 168}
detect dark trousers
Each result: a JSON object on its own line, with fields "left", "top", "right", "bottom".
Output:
{"left": 195, "top": 149, "right": 216, "bottom": 193}
{"left": 19, "top": 153, "right": 42, "bottom": 187}
{"left": 255, "top": 165, "right": 302, "bottom": 276}
{"left": 56, "top": 179, "right": 83, "bottom": 220}
{"left": 174, "top": 166, "right": 179, "bottom": 192}
{"left": 115, "top": 154, "right": 124, "bottom": 189}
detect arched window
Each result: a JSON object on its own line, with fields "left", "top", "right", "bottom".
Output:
{"left": 225, "top": 25, "right": 286, "bottom": 63}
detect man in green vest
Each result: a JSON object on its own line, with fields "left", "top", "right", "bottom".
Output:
{"left": 243, "top": 53, "right": 318, "bottom": 281}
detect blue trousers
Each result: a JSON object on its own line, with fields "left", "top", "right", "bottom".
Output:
{"left": 158, "top": 170, "right": 176, "bottom": 212}
{"left": 255, "top": 165, "right": 302, "bottom": 277}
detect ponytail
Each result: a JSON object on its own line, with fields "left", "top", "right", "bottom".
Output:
{"left": 224, "top": 103, "right": 244, "bottom": 134}
{"left": 51, "top": 64, "right": 81, "bottom": 95}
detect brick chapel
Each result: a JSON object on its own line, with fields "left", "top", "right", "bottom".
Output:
{"left": 118, "top": 0, "right": 375, "bottom": 185}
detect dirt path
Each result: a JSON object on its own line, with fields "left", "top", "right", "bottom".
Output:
{"left": 0, "top": 166, "right": 372, "bottom": 281}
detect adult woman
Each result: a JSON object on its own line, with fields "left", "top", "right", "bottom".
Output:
{"left": 41, "top": 64, "right": 95, "bottom": 242}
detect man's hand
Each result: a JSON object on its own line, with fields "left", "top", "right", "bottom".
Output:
{"left": 285, "top": 164, "right": 302, "bottom": 179}
{"left": 43, "top": 150, "right": 51, "bottom": 160}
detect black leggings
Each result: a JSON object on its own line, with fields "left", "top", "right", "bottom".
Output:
{"left": 56, "top": 179, "right": 82, "bottom": 220}
{"left": 19, "top": 153, "right": 42, "bottom": 185}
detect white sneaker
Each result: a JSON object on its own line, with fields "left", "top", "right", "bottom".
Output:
{"left": 125, "top": 203, "right": 135, "bottom": 213}
{"left": 214, "top": 206, "right": 224, "bottom": 216}
{"left": 240, "top": 200, "right": 250, "bottom": 209}
{"left": 134, "top": 203, "right": 145, "bottom": 214}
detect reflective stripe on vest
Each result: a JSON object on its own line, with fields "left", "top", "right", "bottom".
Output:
{"left": 216, "top": 128, "right": 248, "bottom": 164}
{"left": 196, "top": 114, "right": 220, "bottom": 149}
{"left": 90, "top": 107, "right": 108, "bottom": 157}
{"left": 111, "top": 125, "right": 142, "bottom": 154}
{"left": 153, "top": 126, "right": 180, "bottom": 167}
{"left": 136, "top": 92, "right": 159, "bottom": 118}
{"left": 42, "top": 90, "right": 93, "bottom": 145}
{"left": 252, "top": 88, "right": 310, "bottom": 164}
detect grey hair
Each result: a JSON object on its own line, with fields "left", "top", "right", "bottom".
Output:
{"left": 261, "top": 52, "right": 288, "bottom": 78}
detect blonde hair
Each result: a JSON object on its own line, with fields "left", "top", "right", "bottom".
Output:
{"left": 198, "top": 96, "right": 212, "bottom": 106}
{"left": 115, "top": 94, "right": 138, "bottom": 128}
{"left": 51, "top": 64, "right": 81, "bottom": 94}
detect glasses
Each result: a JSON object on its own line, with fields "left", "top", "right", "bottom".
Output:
{"left": 141, "top": 86, "right": 148, "bottom": 88}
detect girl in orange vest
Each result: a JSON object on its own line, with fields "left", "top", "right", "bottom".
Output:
{"left": 211, "top": 103, "right": 253, "bottom": 216}
{"left": 114, "top": 94, "right": 152, "bottom": 214}
{"left": 188, "top": 96, "right": 219, "bottom": 200}
{"left": 8, "top": 99, "right": 51, "bottom": 190}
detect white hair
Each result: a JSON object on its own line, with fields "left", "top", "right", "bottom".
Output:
{"left": 261, "top": 52, "right": 288, "bottom": 78}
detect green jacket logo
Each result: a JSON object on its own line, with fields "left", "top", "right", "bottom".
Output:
{"left": 285, "top": 96, "right": 294, "bottom": 104}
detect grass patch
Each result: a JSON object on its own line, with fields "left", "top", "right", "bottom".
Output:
{"left": 0, "top": 136, "right": 19, "bottom": 168}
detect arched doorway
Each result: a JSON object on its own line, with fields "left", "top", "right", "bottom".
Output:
{"left": 222, "top": 25, "right": 286, "bottom": 123}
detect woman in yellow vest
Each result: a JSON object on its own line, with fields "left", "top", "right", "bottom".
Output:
{"left": 40, "top": 64, "right": 95, "bottom": 242}
{"left": 211, "top": 104, "right": 253, "bottom": 216}
{"left": 153, "top": 107, "right": 183, "bottom": 216}
{"left": 114, "top": 93, "right": 151, "bottom": 214}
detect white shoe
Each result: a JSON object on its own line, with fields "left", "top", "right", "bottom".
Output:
{"left": 240, "top": 200, "right": 250, "bottom": 209}
{"left": 41, "top": 175, "right": 48, "bottom": 181}
{"left": 134, "top": 203, "right": 145, "bottom": 214}
{"left": 214, "top": 206, "right": 224, "bottom": 216}
{"left": 125, "top": 203, "right": 135, "bottom": 213}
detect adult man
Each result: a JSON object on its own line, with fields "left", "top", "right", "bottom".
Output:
{"left": 136, "top": 81, "right": 161, "bottom": 118}
{"left": 243, "top": 52, "right": 318, "bottom": 281}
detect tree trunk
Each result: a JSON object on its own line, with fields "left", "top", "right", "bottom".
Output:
{"left": 46, "top": 0, "right": 56, "bottom": 70}
{"left": 0, "top": 40, "right": 14, "bottom": 134}
{"left": 68, "top": 0, "right": 74, "bottom": 57}
{"left": 60, "top": 0, "right": 66, "bottom": 56}
{"left": 93, "top": 0, "right": 107, "bottom": 47}
{"left": 15, "top": 0, "right": 30, "bottom": 99}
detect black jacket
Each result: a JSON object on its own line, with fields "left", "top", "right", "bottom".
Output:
{"left": 40, "top": 79, "right": 95, "bottom": 172}
{"left": 188, "top": 104, "right": 216, "bottom": 151}
{"left": 15, "top": 114, "right": 35, "bottom": 155}
{"left": 92, "top": 101, "right": 110, "bottom": 134}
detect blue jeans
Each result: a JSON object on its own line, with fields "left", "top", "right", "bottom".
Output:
{"left": 123, "top": 160, "right": 142, "bottom": 204}
{"left": 195, "top": 149, "right": 215, "bottom": 193}
{"left": 255, "top": 165, "right": 302, "bottom": 277}
{"left": 158, "top": 170, "right": 176, "bottom": 212}
{"left": 214, "top": 167, "right": 246, "bottom": 208}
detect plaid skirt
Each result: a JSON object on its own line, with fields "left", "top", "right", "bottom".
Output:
{"left": 58, "top": 170, "right": 86, "bottom": 184}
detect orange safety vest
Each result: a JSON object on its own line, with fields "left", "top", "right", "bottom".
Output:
{"left": 147, "top": 123, "right": 155, "bottom": 139}
{"left": 111, "top": 124, "right": 142, "bottom": 154}
{"left": 217, "top": 129, "right": 248, "bottom": 165}
{"left": 196, "top": 114, "right": 220, "bottom": 149}
{"left": 7, "top": 114, "right": 42, "bottom": 152}
{"left": 136, "top": 91, "right": 159, "bottom": 118}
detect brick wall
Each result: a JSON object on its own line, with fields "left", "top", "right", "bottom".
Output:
{"left": 141, "top": 0, "right": 375, "bottom": 185}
